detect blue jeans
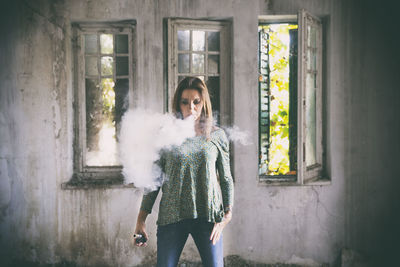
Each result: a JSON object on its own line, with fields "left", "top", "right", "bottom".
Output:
{"left": 156, "top": 219, "right": 223, "bottom": 267}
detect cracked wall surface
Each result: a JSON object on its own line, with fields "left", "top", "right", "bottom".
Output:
{"left": 0, "top": 0, "right": 399, "bottom": 266}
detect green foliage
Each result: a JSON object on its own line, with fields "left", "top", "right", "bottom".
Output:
{"left": 259, "top": 24, "right": 297, "bottom": 175}
{"left": 102, "top": 78, "right": 116, "bottom": 126}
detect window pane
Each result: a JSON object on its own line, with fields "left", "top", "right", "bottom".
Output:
{"left": 85, "top": 56, "right": 98, "bottom": 76}
{"left": 306, "top": 73, "right": 317, "bottom": 166}
{"left": 100, "top": 34, "right": 113, "bottom": 54}
{"left": 178, "top": 54, "right": 189, "bottom": 73}
{"left": 178, "top": 75, "right": 185, "bottom": 84}
{"left": 116, "top": 56, "right": 129, "bottom": 76}
{"left": 115, "top": 34, "right": 128, "bottom": 53}
{"left": 85, "top": 34, "right": 98, "bottom": 54}
{"left": 101, "top": 56, "right": 113, "bottom": 76}
{"left": 288, "top": 28, "right": 298, "bottom": 175}
{"left": 307, "top": 49, "right": 317, "bottom": 71}
{"left": 192, "top": 31, "right": 205, "bottom": 51}
{"left": 306, "top": 72, "right": 316, "bottom": 89}
{"left": 178, "top": 30, "right": 190, "bottom": 51}
{"left": 206, "top": 77, "right": 220, "bottom": 121}
{"left": 192, "top": 54, "right": 204, "bottom": 73}
{"left": 313, "top": 50, "right": 317, "bottom": 70}
{"left": 208, "top": 55, "right": 219, "bottom": 74}
{"left": 114, "top": 79, "right": 129, "bottom": 126}
{"left": 310, "top": 26, "right": 317, "bottom": 48}
{"left": 307, "top": 25, "right": 317, "bottom": 48}
{"left": 207, "top": 31, "right": 220, "bottom": 51}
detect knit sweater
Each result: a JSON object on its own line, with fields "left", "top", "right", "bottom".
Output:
{"left": 140, "top": 128, "right": 234, "bottom": 225}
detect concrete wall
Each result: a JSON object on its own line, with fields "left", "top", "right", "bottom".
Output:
{"left": 0, "top": 0, "right": 398, "bottom": 266}
{"left": 340, "top": 0, "right": 400, "bottom": 265}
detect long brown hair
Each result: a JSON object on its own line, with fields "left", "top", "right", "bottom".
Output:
{"left": 172, "top": 77, "right": 214, "bottom": 138}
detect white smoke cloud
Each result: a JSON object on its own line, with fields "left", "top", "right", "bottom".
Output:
{"left": 224, "top": 125, "right": 252, "bottom": 146}
{"left": 119, "top": 109, "right": 251, "bottom": 192}
{"left": 119, "top": 109, "right": 195, "bottom": 191}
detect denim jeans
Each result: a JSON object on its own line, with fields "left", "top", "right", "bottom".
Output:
{"left": 156, "top": 219, "right": 223, "bottom": 267}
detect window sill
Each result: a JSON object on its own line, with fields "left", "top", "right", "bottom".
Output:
{"left": 61, "top": 173, "right": 135, "bottom": 190}
{"left": 258, "top": 176, "right": 331, "bottom": 186}
{"left": 259, "top": 176, "right": 298, "bottom": 186}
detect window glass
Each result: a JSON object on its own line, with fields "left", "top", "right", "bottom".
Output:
{"left": 208, "top": 55, "right": 219, "bottom": 74}
{"left": 178, "top": 30, "right": 190, "bottom": 51}
{"left": 115, "top": 34, "right": 128, "bottom": 53}
{"left": 85, "top": 56, "right": 98, "bottom": 76}
{"left": 192, "top": 54, "right": 205, "bottom": 73}
{"left": 305, "top": 71, "right": 317, "bottom": 166}
{"left": 101, "top": 56, "right": 113, "bottom": 76}
{"left": 192, "top": 31, "right": 205, "bottom": 51}
{"left": 178, "top": 75, "right": 185, "bottom": 84}
{"left": 178, "top": 54, "right": 190, "bottom": 73}
{"left": 85, "top": 34, "right": 97, "bottom": 54}
{"left": 100, "top": 34, "right": 113, "bottom": 54}
{"left": 307, "top": 49, "right": 317, "bottom": 70}
{"left": 114, "top": 79, "right": 129, "bottom": 126}
{"left": 116, "top": 56, "right": 129, "bottom": 76}
{"left": 206, "top": 77, "right": 220, "bottom": 117}
{"left": 207, "top": 31, "right": 220, "bottom": 51}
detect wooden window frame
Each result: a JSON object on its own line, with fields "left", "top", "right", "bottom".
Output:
{"left": 258, "top": 11, "right": 329, "bottom": 186}
{"left": 65, "top": 21, "right": 136, "bottom": 188}
{"left": 167, "top": 18, "right": 232, "bottom": 126}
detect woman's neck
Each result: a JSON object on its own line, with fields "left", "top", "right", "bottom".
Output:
{"left": 194, "top": 121, "right": 203, "bottom": 136}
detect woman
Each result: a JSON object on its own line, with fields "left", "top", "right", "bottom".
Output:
{"left": 134, "top": 77, "right": 234, "bottom": 267}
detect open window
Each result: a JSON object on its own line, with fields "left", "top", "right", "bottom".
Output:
{"left": 258, "top": 11, "right": 327, "bottom": 185}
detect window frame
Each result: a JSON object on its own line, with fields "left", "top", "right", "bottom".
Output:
{"left": 298, "top": 10, "right": 324, "bottom": 184}
{"left": 258, "top": 11, "right": 328, "bottom": 186}
{"left": 167, "top": 18, "right": 232, "bottom": 126}
{"left": 69, "top": 21, "right": 136, "bottom": 186}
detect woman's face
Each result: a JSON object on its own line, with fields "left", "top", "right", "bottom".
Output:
{"left": 179, "top": 89, "right": 203, "bottom": 121}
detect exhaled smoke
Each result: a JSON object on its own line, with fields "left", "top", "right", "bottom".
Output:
{"left": 119, "top": 109, "right": 195, "bottom": 191}
{"left": 119, "top": 109, "right": 251, "bottom": 192}
{"left": 223, "top": 125, "right": 252, "bottom": 146}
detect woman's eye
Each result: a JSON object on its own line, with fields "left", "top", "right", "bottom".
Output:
{"left": 181, "top": 100, "right": 188, "bottom": 105}
{"left": 194, "top": 99, "right": 201, "bottom": 105}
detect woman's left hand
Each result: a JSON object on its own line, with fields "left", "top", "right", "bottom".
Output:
{"left": 210, "top": 211, "right": 232, "bottom": 245}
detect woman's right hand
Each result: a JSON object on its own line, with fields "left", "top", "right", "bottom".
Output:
{"left": 134, "top": 209, "right": 149, "bottom": 247}
{"left": 133, "top": 221, "right": 148, "bottom": 247}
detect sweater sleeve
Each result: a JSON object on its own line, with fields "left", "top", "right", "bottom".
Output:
{"left": 140, "top": 188, "right": 160, "bottom": 214}
{"left": 214, "top": 130, "right": 234, "bottom": 209}
{"left": 139, "top": 153, "right": 164, "bottom": 214}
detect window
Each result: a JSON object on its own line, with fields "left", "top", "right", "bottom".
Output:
{"left": 258, "top": 11, "right": 327, "bottom": 185}
{"left": 69, "top": 21, "right": 135, "bottom": 185}
{"left": 167, "top": 19, "right": 232, "bottom": 125}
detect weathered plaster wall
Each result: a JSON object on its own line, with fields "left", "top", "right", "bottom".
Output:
{"left": 340, "top": 1, "right": 400, "bottom": 265}
{"left": 0, "top": 0, "right": 398, "bottom": 266}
